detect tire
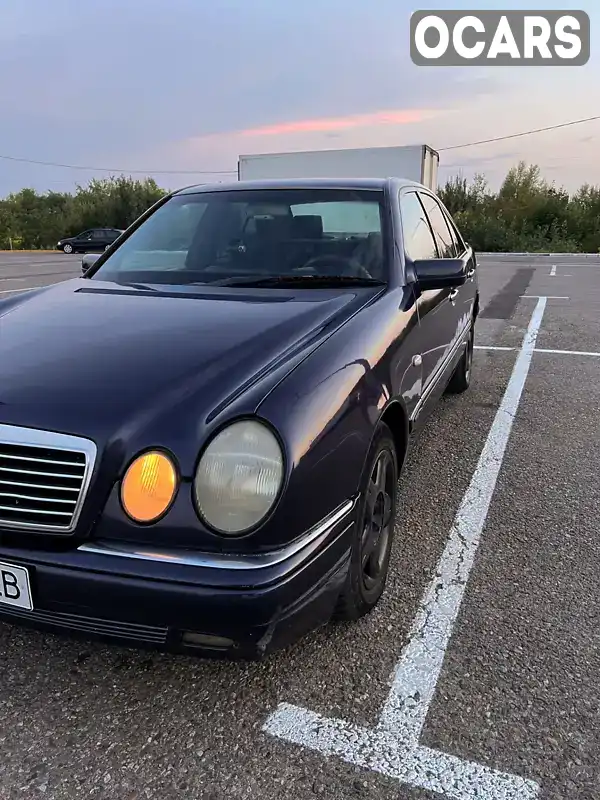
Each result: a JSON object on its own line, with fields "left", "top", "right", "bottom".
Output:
{"left": 334, "top": 422, "right": 399, "bottom": 621}
{"left": 62, "top": 243, "right": 73, "bottom": 254}
{"left": 446, "top": 323, "right": 474, "bottom": 394}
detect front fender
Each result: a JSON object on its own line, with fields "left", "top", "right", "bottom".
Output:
{"left": 254, "top": 287, "right": 419, "bottom": 550}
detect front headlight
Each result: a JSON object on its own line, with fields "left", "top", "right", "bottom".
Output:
{"left": 194, "top": 419, "right": 284, "bottom": 534}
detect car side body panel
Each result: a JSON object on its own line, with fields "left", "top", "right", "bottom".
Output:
{"left": 254, "top": 284, "right": 423, "bottom": 551}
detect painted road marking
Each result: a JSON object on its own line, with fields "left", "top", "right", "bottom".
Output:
{"left": 0, "top": 286, "right": 41, "bottom": 295}
{"left": 521, "top": 295, "right": 569, "bottom": 299}
{"left": 264, "top": 298, "right": 548, "bottom": 800}
{"left": 475, "top": 345, "right": 515, "bottom": 351}
{"left": 550, "top": 265, "right": 557, "bottom": 276}
{"left": 535, "top": 347, "right": 600, "bottom": 357}
{"left": 475, "top": 346, "right": 600, "bottom": 358}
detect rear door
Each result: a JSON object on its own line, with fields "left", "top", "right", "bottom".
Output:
{"left": 107, "top": 228, "right": 122, "bottom": 245}
{"left": 398, "top": 189, "right": 450, "bottom": 396}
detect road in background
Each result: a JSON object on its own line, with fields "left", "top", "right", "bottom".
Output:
{"left": 0, "top": 253, "right": 598, "bottom": 800}
{"left": 0, "top": 252, "right": 80, "bottom": 294}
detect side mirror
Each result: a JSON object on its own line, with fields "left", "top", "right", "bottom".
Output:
{"left": 413, "top": 258, "right": 467, "bottom": 291}
{"left": 81, "top": 253, "right": 101, "bottom": 274}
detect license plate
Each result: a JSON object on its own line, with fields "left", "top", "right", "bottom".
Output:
{"left": 0, "top": 561, "right": 33, "bottom": 611}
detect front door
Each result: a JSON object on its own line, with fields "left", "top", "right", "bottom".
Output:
{"left": 418, "top": 191, "right": 473, "bottom": 358}
{"left": 399, "top": 190, "right": 453, "bottom": 400}
{"left": 89, "top": 230, "right": 107, "bottom": 251}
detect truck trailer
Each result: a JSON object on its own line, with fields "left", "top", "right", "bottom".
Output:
{"left": 237, "top": 144, "right": 439, "bottom": 191}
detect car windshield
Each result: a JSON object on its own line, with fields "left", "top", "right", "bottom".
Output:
{"left": 89, "top": 188, "right": 388, "bottom": 287}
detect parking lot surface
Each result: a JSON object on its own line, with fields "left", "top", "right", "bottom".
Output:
{"left": 0, "top": 252, "right": 598, "bottom": 799}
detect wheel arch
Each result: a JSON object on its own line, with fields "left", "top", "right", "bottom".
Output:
{"left": 378, "top": 399, "right": 410, "bottom": 473}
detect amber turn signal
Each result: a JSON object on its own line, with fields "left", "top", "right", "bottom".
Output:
{"left": 121, "top": 451, "right": 177, "bottom": 523}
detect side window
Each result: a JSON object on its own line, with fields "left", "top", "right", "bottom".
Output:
{"left": 419, "top": 193, "right": 457, "bottom": 258}
{"left": 445, "top": 217, "right": 460, "bottom": 255}
{"left": 399, "top": 191, "right": 438, "bottom": 261}
{"left": 443, "top": 210, "right": 466, "bottom": 255}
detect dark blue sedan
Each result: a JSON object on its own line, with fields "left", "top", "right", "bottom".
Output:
{"left": 0, "top": 179, "right": 479, "bottom": 658}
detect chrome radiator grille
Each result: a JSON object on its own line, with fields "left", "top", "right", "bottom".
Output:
{"left": 0, "top": 425, "right": 97, "bottom": 533}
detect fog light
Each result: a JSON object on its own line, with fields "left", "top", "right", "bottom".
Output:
{"left": 181, "top": 631, "right": 235, "bottom": 649}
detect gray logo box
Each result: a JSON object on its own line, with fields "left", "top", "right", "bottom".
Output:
{"left": 410, "top": 10, "right": 590, "bottom": 66}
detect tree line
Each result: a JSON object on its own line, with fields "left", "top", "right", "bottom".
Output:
{"left": 0, "top": 176, "right": 166, "bottom": 250}
{"left": 1, "top": 164, "right": 599, "bottom": 252}
{"left": 437, "top": 162, "right": 600, "bottom": 253}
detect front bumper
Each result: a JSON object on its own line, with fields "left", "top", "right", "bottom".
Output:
{"left": 0, "top": 500, "right": 356, "bottom": 659}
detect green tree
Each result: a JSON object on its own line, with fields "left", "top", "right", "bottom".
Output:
{"left": 1, "top": 166, "right": 599, "bottom": 253}
{"left": 437, "top": 162, "right": 599, "bottom": 253}
{"left": 0, "top": 176, "right": 166, "bottom": 250}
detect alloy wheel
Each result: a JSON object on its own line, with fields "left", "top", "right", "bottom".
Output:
{"left": 360, "top": 449, "right": 395, "bottom": 592}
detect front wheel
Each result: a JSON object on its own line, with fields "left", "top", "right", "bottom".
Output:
{"left": 62, "top": 243, "right": 73, "bottom": 254}
{"left": 446, "top": 324, "right": 474, "bottom": 394}
{"left": 334, "top": 422, "right": 398, "bottom": 621}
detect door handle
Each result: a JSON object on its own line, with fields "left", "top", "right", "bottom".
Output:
{"left": 449, "top": 289, "right": 459, "bottom": 302}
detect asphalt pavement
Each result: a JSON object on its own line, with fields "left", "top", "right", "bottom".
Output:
{"left": 0, "top": 252, "right": 598, "bottom": 800}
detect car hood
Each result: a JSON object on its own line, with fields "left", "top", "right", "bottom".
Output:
{"left": 0, "top": 279, "right": 374, "bottom": 467}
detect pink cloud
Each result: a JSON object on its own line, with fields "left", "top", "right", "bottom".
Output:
{"left": 239, "top": 109, "right": 433, "bottom": 137}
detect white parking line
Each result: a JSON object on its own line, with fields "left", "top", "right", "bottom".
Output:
{"left": 475, "top": 346, "right": 600, "bottom": 358}
{"left": 535, "top": 348, "right": 600, "bottom": 357}
{"left": 0, "top": 286, "right": 41, "bottom": 295}
{"left": 475, "top": 345, "right": 515, "bottom": 351}
{"left": 264, "top": 299, "right": 548, "bottom": 800}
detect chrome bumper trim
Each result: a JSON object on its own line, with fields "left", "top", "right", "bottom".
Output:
{"left": 78, "top": 497, "right": 357, "bottom": 570}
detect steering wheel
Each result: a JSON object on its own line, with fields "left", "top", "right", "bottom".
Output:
{"left": 296, "top": 254, "right": 371, "bottom": 278}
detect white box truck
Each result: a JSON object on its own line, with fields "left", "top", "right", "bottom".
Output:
{"left": 237, "top": 144, "right": 439, "bottom": 191}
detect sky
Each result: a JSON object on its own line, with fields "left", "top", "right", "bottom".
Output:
{"left": 0, "top": 0, "right": 598, "bottom": 197}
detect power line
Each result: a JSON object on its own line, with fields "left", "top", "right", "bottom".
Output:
{"left": 438, "top": 114, "right": 600, "bottom": 152}
{"left": 0, "top": 153, "right": 237, "bottom": 175}
{"left": 0, "top": 113, "right": 598, "bottom": 174}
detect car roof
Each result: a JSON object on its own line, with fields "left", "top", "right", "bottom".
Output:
{"left": 175, "top": 177, "right": 427, "bottom": 195}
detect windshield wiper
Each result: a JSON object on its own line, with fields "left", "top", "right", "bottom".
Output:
{"left": 206, "top": 275, "right": 386, "bottom": 288}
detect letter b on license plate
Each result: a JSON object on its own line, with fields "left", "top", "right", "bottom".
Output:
{"left": 0, "top": 561, "right": 33, "bottom": 610}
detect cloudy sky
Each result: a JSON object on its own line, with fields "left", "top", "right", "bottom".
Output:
{"left": 0, "top": 0, "right": 598, "bottom": 196}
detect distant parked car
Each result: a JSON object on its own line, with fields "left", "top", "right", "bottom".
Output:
{"left": 57, "top": 228, "right": 124, "bottom": 254}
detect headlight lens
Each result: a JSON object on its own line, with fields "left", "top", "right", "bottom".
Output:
{"left": 194, "top": 420, "right": 284, "bottom": 534}
{"left": 121, "top": 450, "right": 178, "bottom": 523}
